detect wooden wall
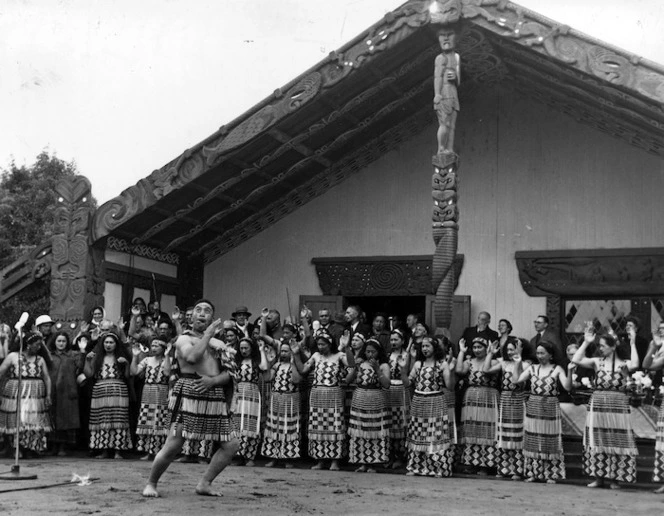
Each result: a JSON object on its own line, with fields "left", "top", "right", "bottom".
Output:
{"left": 204, "top": 85, "right": 664, "bottom": 340}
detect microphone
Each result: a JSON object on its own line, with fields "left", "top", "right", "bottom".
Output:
{"left": 14, "top": 312, "right": 29, "bottom": 331}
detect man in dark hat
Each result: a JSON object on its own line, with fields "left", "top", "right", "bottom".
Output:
{"left": 231, "top": 305, "right": 254, "bottom": 339}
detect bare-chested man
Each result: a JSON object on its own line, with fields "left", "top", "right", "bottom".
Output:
{"left": 142, "top": 299, "right": 239, "bottom": 498}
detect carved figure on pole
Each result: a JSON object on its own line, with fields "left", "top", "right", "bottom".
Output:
{"left": 430, "top": 2, "right": 462, "bottom": 333}
{"left": 434, "top": 26, "right": 460, "bottom": 155}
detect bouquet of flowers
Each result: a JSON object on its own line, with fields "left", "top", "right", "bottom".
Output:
{"left": 626, "top": 371, "right": 654, "bottom": 406}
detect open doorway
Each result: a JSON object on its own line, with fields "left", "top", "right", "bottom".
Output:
{"left": 344, "top": 296, "right": 426, "bottom": 331}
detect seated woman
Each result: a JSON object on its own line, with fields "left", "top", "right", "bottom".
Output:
{"left": 572, "top": 328, "right": 639, "bottom": 489}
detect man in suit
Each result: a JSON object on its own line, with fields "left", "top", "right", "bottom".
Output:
{"left": 344, "top": 305, "right": 371, "bottom": 339}
{"left": 530, "top": 315, "right": 564, "bottom": 365}
{"left": 460, "top": 311, "right": 499, "bottom": 345}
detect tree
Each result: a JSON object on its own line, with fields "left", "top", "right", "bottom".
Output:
{"left": 0, "top": 151, "right": 96, "bottom": 270}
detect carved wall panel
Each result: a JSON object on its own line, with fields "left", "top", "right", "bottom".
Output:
{"left": 313, "top": 255, "right": 463, "bottom": 296}
{"left": 516, "top": 248, "right": 664, "bottom": 297}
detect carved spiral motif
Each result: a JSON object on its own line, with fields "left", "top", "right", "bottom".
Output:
{"left": 370, "top": 263, "right": 405, "bottom": 291}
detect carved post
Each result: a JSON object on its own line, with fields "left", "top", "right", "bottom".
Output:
{"left": 430, "top": 1, "right": 461, "bottom": 332}
{"left": 432, "top": 155, "right": 459, "bottom": 329}
{"left": 50, "top": 176, "right": 104, "bottom": 332}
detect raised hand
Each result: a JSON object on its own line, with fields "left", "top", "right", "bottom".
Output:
{"left": 514, "top": 340, "right": 523, "bottom": 361}
{"left": 583, "top": 328, "right": 595, "bottom": 344}
{"left": 171, "top": 306, "right": 181, "bottom": 321}
{"left": 261, "top": 307, "right": 270, "bottom": 318}
{"left": 458, "top": 338, "right": 467, "bottom": 354}
{"left": 132, "top": 343, "right": 142, "bottom": 356}
{"left": 488, "top": 340, "right": 499, "bottom": 356}
{"left": 131, "top": 305, "right": 141, "bottom": 317}
{"left": 339, "top": 331, "right": 350, "bottom": 351}
{"left": 80, "top": 321, "right": 90, "bottom": 333}
{"left": 290, "top": 341, "right": 301, "bottom": 355}
{"left": 397, "top": 356, "right": 407, "bottom": 369}
{"left": 204, "top": 318, "right": 223, "bottom": 338}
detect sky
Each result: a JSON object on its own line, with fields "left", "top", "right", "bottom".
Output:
{"left": 1, "top": 0, "right": 663, "bottom": 205}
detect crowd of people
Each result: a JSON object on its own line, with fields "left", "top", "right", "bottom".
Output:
{"left": 2, "top": 300, "right": 664, "bottom": 494}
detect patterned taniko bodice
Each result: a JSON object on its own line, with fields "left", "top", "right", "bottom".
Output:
{"left": 239, "top": 361, "right": 260, "bottom": 384}
{"left": 313, "top": 357, "right": 342, "bottom": 387}
{"left": 501, "top": 362, "right": 520, "bottom": 391}
{"left": 96, "top": 362, "right": 122, "bottom": 380}
{"left": 414, "top": 362, "right": 446, "bottom": 393}
{"left": 468, "top": 361, "right": 498, "bottom": 388}
{"left": 595, "top": 359, "right": 627, "bottom": 391}
{"left": 10, "top": 357, "right": 42, "bottom": 379}
{"left": 389, "top": 352, "right": 406, "bottom": 381}
{"left": 530, "top": 367, "right": 559, "bottom": 397}
{"left": 356, "top": 364, "right": 381, "bottom": 389}
{"left": 141, "top": 359, "right": 169, "bottom": 385}
{"left": 272, "top": 363, "right": 298, "bottom": 393}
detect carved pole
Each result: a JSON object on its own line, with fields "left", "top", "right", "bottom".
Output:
{"left": 430, "top": 2, "right": 461, "bottom": 332}
{"left": 50, "top": 176, "right": 104, "bottom": 333}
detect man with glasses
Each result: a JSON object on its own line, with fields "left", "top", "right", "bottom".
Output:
{"left": 529, "top": 315, "right": 564, "bottom": 365}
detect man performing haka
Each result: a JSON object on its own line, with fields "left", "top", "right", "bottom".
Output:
{"left": 143, "top": 299, "right": 239, "bottom": 498}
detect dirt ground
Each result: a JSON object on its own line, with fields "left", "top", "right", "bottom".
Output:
{"left": 0, "top": 456, "right": 662, "bottom": 516}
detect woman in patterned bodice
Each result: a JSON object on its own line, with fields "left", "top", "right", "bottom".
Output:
{"left": 386, "top": 329, "right": 411, "bottom": 469}
{"left": 483, "top": 335, "right": 530, "bottom": 479}
{"left": 456, "top": 336, "right": 500, "bottom": 475}
{"left": 516, "top": 340, "right": 572, "bottom": 483}
{"left": 572, "top": 328, "right": 639, "bottom": 489}
{"left": 403, "top": 337, "right": 453, "bottom": 477}
{"left": 263, "top": 341, "right": 302, "bottom": 468}
{"left": 235, "top": 337, "right": 269, "bottom": 466}
{"left": 131, "top": 336, "right": 171, "bottom": 460}
{"left": 0, "top": 332, "right": 52, "bottom": 456}
{"left": 644, "top": 325, "right": 664, "bottom": 493}
{"left": 347, "top": 338, "right": 390, "bottom": 472}
{"left": 84, "top": 331, "right": 132, "bottom": 459}
{"left": 301, "top": 332, "right": 352, "bottom": 471}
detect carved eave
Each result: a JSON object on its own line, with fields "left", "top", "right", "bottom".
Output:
{"left": 90, "top": 0, "right": 664, "bottom": 263}
{"left": 516, "top": 248, "right": 664, "bottom": 297}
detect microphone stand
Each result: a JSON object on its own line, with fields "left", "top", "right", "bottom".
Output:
{"left": 0, "top": 326, "right": 37, "bottom": 480}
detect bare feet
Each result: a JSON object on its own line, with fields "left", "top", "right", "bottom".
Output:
{"left": 195, "top": 481, "right": 223, "bottom": 497}
{"left": 140, "top": 454, "right": 151, "bottom": 461}
{"left": 265, "top": 460, "right": 276, "bottom": 468}
{"left": 366, "top": 467, "right": 377, "bottom": 473}
{"left": 311, "top": 461, "right": 325, "bottom": 470}
{"left": 95, "top": 450, "right": 110, "bottom": 459}
{"left": 284, "top": 463, "right": 294, "bottom": 469}
{"left": 114, "top": 451, "right": 124, "bottom": 460}
{"left": 587, "top": 480, "right": 604, "bottom": 488}
{"left": 524, "top": 477, "right": 535, "bottom": 483}
{"left": 245, "top": 460, "right": 255, "bottom": 467}
{"left": 609, "top": 482, "right": 620, "bottom": 490}
{"left": 654, "top": 485, "right": 664, "bottom": 494}
{"left": 329, "top": 461, "right": 340, "bottom": 471}
{"left": 406, "top": 471, "right": 415, "bottom": 476}
{"left": 142, "top": 483, "right": 159, "bottom": 498}
{"left": 392, "top": 460, "right": 404, "bottom": 470}
{"left": 355, "top": 465, "right": 367, "bottom": 473}
{"left": 511, "top": 475, "right": 522, "bottom": 481}
{"left": 546, "top": 479, "right": 556, "bottom": 484}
